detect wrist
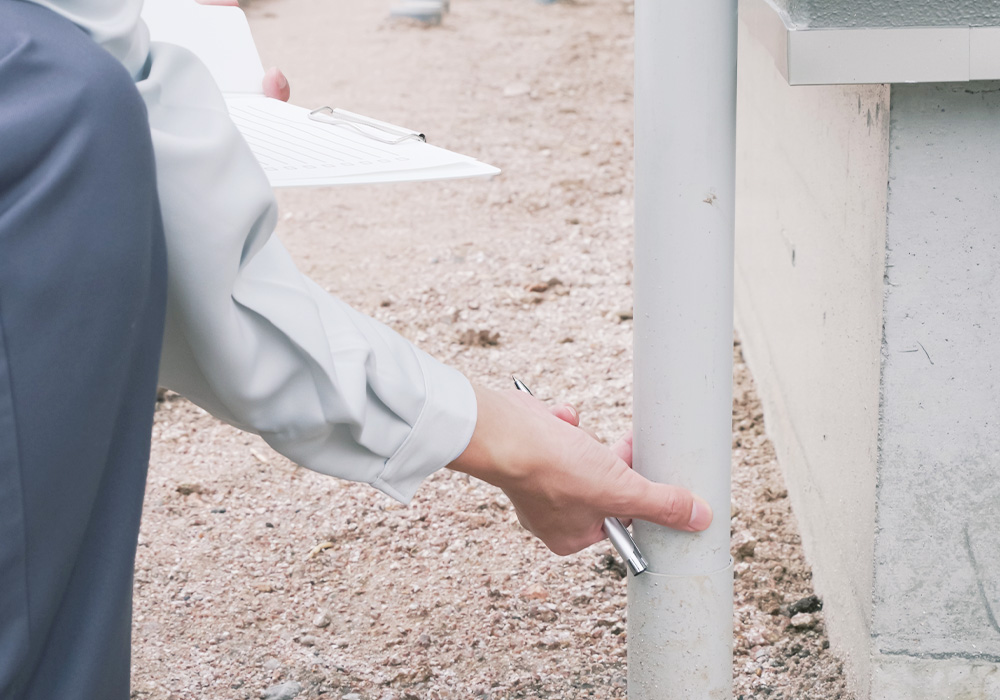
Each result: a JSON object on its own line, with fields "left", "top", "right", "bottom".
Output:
{"left": 447, "top": 384, "right": 547, "bottom": 486}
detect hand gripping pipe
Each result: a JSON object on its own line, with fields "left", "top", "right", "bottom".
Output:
{"left": 629, "top": 1, "right": 737, "bottom": 698}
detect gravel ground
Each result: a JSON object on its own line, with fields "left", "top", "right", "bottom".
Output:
{"left": 132, "top": 0, "right": 853, "bottom": 697}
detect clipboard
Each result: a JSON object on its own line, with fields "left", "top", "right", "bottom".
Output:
{"left": 140, "top": 0, "right": 500, "bottom": 187}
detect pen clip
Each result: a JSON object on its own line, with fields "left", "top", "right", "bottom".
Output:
{"left": 308, "top": 106, "right": 427, "bottom": 145}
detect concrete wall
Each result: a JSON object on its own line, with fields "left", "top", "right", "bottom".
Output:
{"left": 737, "top": 5, "right": 1000, "bottom": 692}
{"left": 788, "top": 0, "right": 1000, "bottom": 28}
{"left": 737, "top": 0, "right": 1000, "bottom": 692}
{"left": 734, "top": 11, "right": 889, "bottom": 693}
{"left": 870, "top": 82, "right": 1000, "bottom": 699}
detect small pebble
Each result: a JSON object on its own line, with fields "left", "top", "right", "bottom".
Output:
{"left": 503, "top": 82, "right": 531, "bottom": 98}
{"left": 788, "top": 594, "right": 823, "bottom": 615}
{"left": 790, "top": 613, "right": 817, "bottom": 630}
{"left": 261, "top": 681, "right": 302, "bottom": 700}
{"left": 457, "top": 328, "right": 499, "bottom": 347}
{"left": 594, "top": 553, "right": 627, "bottom": 579}
{"left": 520, "top": 583, "right": 549, "bottom": 601}
{"left": 734, "top": 531, "right": 758, "bottom": 559}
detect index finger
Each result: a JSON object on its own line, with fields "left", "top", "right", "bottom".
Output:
{"left": 610, "top": 430, "right": 632, "bottom": 465}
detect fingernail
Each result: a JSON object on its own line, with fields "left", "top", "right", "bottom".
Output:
{"left": 277, "top": 72, "right": 288, "bottom": 89}
{"left": 565, "top": 405, "right": 578, "bottom": 421}
{"left": 688, "top": 497, "right": 713, "bottom": 531}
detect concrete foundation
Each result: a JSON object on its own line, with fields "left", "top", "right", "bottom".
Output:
{"left": 735, "top": 7, "right": 1000, "bottom": 698}
{"left": 871, "top": 82, "right": 1000, "bottom": 698}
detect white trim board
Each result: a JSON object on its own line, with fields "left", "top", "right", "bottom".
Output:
{"left": 741, "top": 0, "right": 1000, "bottom": 85}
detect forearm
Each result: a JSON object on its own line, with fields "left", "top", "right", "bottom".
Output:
{"left": 141, "top": 42, "right": 477, "bottom": 502}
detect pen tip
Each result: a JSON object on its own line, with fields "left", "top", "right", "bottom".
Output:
{"left": 511, "top": 375, "right": 532, "bottom": 395}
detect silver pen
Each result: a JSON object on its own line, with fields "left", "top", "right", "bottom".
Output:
{"left": 511, "top": 376, "right": 649, "bottom": 576}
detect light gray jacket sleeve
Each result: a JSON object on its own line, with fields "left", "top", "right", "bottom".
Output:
{"left": 138, "top": 41, "right": 478, "bottom": 503}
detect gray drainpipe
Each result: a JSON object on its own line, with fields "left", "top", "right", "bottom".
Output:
{"left": 629, "top": 1, "right": 737, "bottom": 697}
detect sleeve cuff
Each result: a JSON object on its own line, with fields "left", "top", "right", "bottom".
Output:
{"left": 371, "top": 349, "right": 478, "bottom": 503}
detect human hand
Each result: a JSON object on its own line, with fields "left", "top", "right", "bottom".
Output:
{"left": 193, "top": 0, "right": 290, "bottom": 101}
{"left": 546, "top": 403, "right": 635, "bottom": 527}
{"left": 261, "top": 67, "right": 290, "bottom": 102}
{"left": 449, "top": 385, "right": 712, "bottom": 556}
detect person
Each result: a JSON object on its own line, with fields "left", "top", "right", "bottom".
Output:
{"left": 0, "top": 0, "right": 712, "bottom": 697}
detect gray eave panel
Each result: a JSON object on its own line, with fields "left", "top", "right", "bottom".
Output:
{"left": 790, "top": 0, "right": 1000, "bottom": 28}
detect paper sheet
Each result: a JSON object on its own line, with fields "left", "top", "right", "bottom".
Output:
{"left": 141, "top": 0, "right": 499, "bottom": 187}
{"left": 225, "top": 97, "right": 497, "bottom": 186}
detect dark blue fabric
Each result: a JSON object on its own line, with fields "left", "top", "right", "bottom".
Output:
{"left": 0, "top": 2, "right": 167, "bottom": 698}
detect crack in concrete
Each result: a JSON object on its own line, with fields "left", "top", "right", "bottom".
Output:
{"left": 881, "top": 649, "right": 1000, "bottom": 663}
{"left": 964, "top": 522, "right": 1000, "bottom": 638}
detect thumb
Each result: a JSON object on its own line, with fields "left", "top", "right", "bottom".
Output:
{"left": 616, "top": 470, "right": 713, "bottom": 532}
{"left": 262, "top": 67, "right": 291, "bottom": 102}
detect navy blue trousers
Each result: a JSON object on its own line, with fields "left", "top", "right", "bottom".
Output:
{"left": 0, "top": 2, "right": 167, "bottom": 698}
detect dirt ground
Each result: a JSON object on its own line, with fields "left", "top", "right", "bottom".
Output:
{"left": 131, "top": 0, "right": 853, "bottom": 698}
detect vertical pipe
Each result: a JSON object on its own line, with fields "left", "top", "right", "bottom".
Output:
{"left": 629, "top": 1, "right": 737, "bottom": 698}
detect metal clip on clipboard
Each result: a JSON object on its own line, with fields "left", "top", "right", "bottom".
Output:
{"left": 308, "top": 107, "right": 427, "bottom": 145}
